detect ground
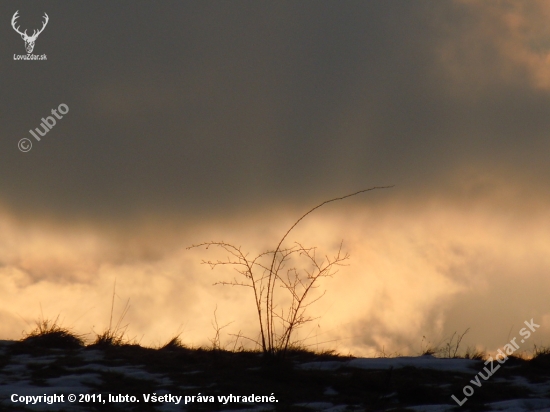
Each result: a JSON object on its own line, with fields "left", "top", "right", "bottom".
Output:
{"left": 1, "top": 337, "right": 550, "bottom": 411}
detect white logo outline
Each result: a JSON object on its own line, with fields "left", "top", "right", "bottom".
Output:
{"left": 11, "top": 10, "right": 49, "bottom": 54}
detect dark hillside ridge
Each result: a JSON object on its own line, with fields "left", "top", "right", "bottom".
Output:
{"left": 0, "top": 336, "right": 549, "bottom": 411}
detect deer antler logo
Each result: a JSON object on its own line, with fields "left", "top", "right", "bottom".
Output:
{"left": 11, "top": 11, "right": 49, "bottom": 54}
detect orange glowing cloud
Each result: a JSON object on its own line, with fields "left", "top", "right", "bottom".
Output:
{"left": 1, "top": 177, "right": 549, "bottom": 357}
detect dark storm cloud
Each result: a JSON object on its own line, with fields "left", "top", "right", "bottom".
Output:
{"left": 5, "top": 0, "right": 546, "bottom": 224}
{"left": 1, "top": 0, "right": 549, "bottom": 255}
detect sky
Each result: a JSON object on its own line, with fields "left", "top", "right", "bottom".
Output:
{"left": 2, "top": 0, "right": 550, "bottom": 356}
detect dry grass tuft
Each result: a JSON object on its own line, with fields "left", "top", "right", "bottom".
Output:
{"left": 21, "top": 314, "right": 84, "bottom": 349}
{"left": 90, "top": 281, "right": 134, "bottom": 347}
